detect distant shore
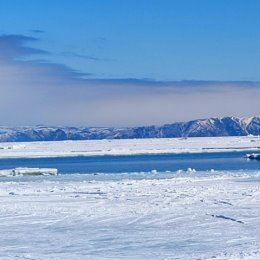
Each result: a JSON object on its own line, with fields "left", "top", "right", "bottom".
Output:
{"left": 0, "top": 136, "right": 260, "bottom": 159}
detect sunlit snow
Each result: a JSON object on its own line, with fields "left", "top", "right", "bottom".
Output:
{"left": 0, "top": 137, "right": 260, "bottom": 259}
{"left": 0, "top": 136, "right": 260, "bottom": 158}
{"left": 0, "top": 172, "right": 259, "bottom": 259}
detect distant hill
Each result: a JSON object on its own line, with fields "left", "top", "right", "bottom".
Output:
{"left": 0, "top": 116, "right": 260, "bottom": 142}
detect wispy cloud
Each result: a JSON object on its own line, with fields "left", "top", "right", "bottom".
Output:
{"left": 0, "top": 33, "right": 259, "bottom": 127}
{"left": 59, "top": 51, "right": 114, "bottom": 62}
{"left": 0, "top": 34, "right": 48, "bottom": 61}
{"left": 31, "top": 29, "right": 45, "bottom": 34}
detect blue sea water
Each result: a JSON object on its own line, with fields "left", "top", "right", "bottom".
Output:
{"left": 0, "top": 151, "right": 259, "bottom": 174}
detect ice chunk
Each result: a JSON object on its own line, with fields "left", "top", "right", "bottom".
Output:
{"left": 14, "top": 167, "right": 58, "bottom": 176}
{"left": 0, "top": 167, "right": 58, "bottom": 177}
{"left": 0, "top": 169, "right": 14, "bottom": 177}
{"left": 245, "top": 153, "right": 260, "bottom": 160}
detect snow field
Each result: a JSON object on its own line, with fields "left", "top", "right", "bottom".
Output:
{"left": 0, "top": 135, "right": 260, "bottom": 158}
{"left": 0, "top": 173, "right": 259, "bottom": 259}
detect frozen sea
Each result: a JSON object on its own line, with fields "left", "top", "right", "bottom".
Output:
{"left": 0, "top": 151, "right": 260, "bottom": 259}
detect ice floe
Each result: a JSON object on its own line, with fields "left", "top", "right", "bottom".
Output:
{"left": 0, "top": 167, "right": 58, "bottom": 177}
{"left": 246, "top": 153, "right": 260, "bottom": 160}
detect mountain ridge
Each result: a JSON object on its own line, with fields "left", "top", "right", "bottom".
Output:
{"left": 0, "top": 116, "right": 260, "bottom": 142}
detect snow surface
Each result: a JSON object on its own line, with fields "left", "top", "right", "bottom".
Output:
{"left": 0, "top": 135, "right": 260, "bottom": 158}
{"left": 1, "top": 136, "right": 260, "bottom": 259}
{"left": 0, "top": 172, "right": 259, "bottom": 259}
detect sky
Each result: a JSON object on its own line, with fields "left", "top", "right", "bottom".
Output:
{"left": 0, "top": 0, "right": 260, "bottom": 127}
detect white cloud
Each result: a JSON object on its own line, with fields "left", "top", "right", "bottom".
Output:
{"left": 0, "top": 34, "right": 260, "bottom": 127}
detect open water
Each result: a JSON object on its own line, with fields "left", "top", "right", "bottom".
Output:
{"left": 0, "top": 151, "right": 259, "bottom": 174}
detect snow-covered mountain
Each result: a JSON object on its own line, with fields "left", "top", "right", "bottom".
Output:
{"left": 0, "top": 116, "right": 260, "bottom": 142}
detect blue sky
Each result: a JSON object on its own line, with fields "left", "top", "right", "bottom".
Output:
{"left": 0, "top": 1, "right": 260, "bottom": 126}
